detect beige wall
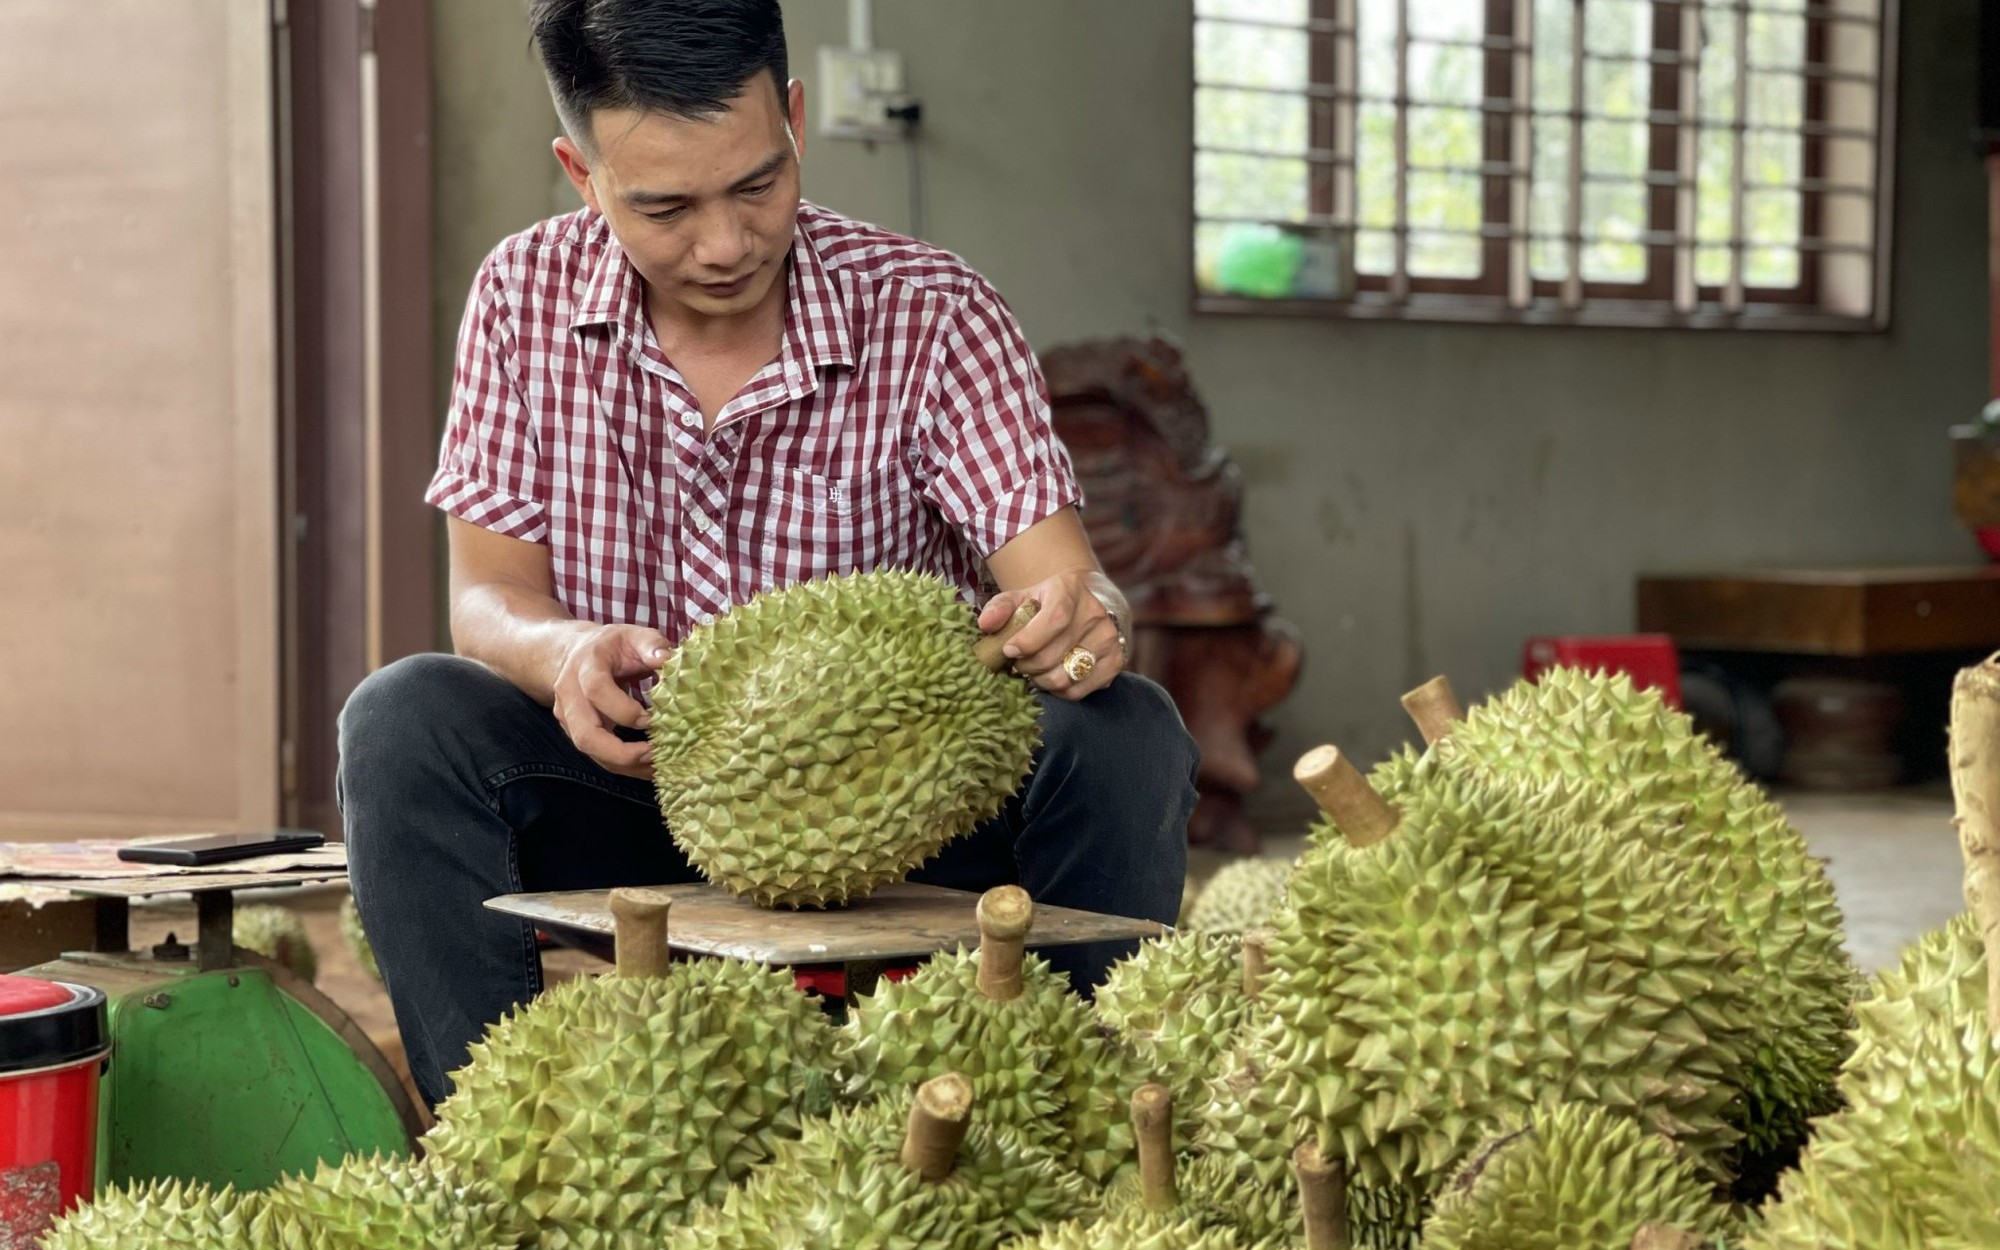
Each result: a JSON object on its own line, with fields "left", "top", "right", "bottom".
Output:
{"left": 433, "top": 1, "right": 1988, "bottom": 830}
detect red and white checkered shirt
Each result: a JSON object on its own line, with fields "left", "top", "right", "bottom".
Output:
{"left": 426, "top": 201, "right": 1080, "bottom": 645}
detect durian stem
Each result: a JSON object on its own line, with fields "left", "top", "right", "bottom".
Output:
{"left": 1294, "top": 1139, "right": 1350, "bottom": 1250}
{"left": 1400, "top": 675, "right": 1464, "bottom": 746}
{"left": 1131, "top": 1083, "right": 1177, "bottom": 1212}
{"left": 972, "top": 600, "right": 1042, "bottom": 673}
{"left": 1294, "top": 746, "right": 1399, "bottom": 847}
{"left": 1951, "top": 654, "right": 2000, "bottom": 1040}
{"left": 1241, "top": 927, "right": 1274, "bottom": 1001}
{"left": 608, "top": 887, "right": 673, "bottom": 978}
{"left": 975, "top": 885, "right": 1034, "bottom": 1001}
{"left": 901, "top": 1071, "right": 974, "bottom": 1181}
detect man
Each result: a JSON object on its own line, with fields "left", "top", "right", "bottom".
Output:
{"left": 339, "top": 0, "right": 1196, "bottom": 1108}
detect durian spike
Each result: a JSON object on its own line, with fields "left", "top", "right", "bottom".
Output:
{"left": 1294, "top": 1138, "right": 1350, "bottom": 1250}
{"left": 1242, "top": 926, "right": 1274, "bottom": 1001}
{"left": 1949, "top": 653, "right": 2000, "bottom": 1039}
{"left": 608, "top": 887, "right": 673, "bottom": 978}
{"left": 974, "top": 885, "right": 1034, "bottom": 1001}
{"left": 1629, "top": 1226, "right": 1704, "bottom": 1250}
{"left": 1294, "top": 745, "right": 1399, "bottom": 847}
{"left": 1400, "top": 675, "right": 1465, "bottom": 746}
{"left": 972, "top": 600, "right": 1043, "bottom": 673}
{"left": 1131, "top": 1082, "right": 1177, "bottom": 1212}
{"left": 900, "top": 1071, "right": 974, "bottom": 1181}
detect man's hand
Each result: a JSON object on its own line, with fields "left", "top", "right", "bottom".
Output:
{"left": 550, "top": 624, "right": 671, "bottom": 779}
{"left": 978, "top": 569, "right": 1127, "bottom": 701}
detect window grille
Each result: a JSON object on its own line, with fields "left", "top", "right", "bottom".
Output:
{"left": 1193, "top": 0, "right": 1895, "bottom": 328}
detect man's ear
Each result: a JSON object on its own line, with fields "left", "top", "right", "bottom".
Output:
{"left": 786, "top": 78, "right": 807, "bottom": 162}
{"left": 552, "top": 135, "right": 602, "bottom": 213}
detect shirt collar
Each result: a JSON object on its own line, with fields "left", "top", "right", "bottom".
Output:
{"left": 568, "top": 205, "right": 857, "bottom": 374}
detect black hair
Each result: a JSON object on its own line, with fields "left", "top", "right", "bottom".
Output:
{"left": 528, "top": 0, "right": 789, "bottom": 145}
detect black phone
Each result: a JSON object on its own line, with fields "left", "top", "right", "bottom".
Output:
{"left": 116, "top": 829, "right": 327, "bottom": 867}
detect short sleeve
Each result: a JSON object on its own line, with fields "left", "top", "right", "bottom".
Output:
{"left": 424, "top": 255, "right": 549, "bottom": 542}
{"left": 914, "top": 280, "right": 1082, "bottom": 558}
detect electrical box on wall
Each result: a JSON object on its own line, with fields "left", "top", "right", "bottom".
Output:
{"left": 817, "top": 45, "right": 911, "bottom": 140}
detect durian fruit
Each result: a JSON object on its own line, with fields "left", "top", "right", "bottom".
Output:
{"left": 1194, "top": 1012, "right": 1428, "bottom": 1250}
{"left": 1238, "top": 750, "right": 1755, "bottom": 1242}
{"left": 41, "top": 1178, "right": 260, "bottom": 1250}
{"left": 258, "top": 1151, "right": 517, "bottom": 1249}
{"left": 1095, "top": 930, "right": 1253, "bottom": 1112}
{"left": 1418, "top": 1103, "right": 1732, "bottom": 1250}
{"left": 840, "top": 886, "right": 1144, "bottom": 1184}
{"left": 1746, "top": 663, "right": 2000, "bottom": 1249}
{"left": 1740, "top": 913, "right": 2000, "bottom": 1249}
{"left": 649, "top": 570, "right": 1042, "bottom": 907}
{"left": 423, "top": 888, "right": 837, "bottom": 1250}
{"left": 233, "top": 903, "right": 317, "bottom": 982}
{"left": 1185, "top": 858, "right": 1293, "bottom": 934}
{"left": 1358, "top": 670, "right": 1854, "bottom": 1157}
{"left": 341, "top": 892, "right": 380, "bottom": 981}
{"left": 1017, "top": 1085, "right": 1361, "bottom": 1250}
{"left": 667, "top": 1071, "right": 1096, "bottom": 1250}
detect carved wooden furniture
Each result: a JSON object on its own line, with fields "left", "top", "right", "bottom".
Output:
{"left": 1042, "top": 337, "right": 1302, "bottom": 854}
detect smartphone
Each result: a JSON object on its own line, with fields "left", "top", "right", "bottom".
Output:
{"left": 117, "top": 829, "right": 327, "bottom": 867}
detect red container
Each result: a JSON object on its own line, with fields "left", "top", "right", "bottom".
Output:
{"left": 1522, "top": 634, "right": 1683, "bottom": 710}
{"left": 0, "top": 976, "right": 108, "bottom": 1244}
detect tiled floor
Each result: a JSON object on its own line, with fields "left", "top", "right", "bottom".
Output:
{"left": 1781, "top": 787, "right": 1965, "bottom": 973}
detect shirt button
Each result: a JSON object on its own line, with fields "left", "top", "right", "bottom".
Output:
{"left": 691, "top": 513, "right": 711, "bottom": 533}
{"left": 681, "top": 412, "right": 700, "bottom": 429}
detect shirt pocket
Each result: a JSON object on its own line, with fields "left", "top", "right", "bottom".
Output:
{"left": 737, "top": 461, "right": 913, "bottom": 594}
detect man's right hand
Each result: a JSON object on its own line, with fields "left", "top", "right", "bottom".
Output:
{"left": 551, "top": 624, "right": 672, "bottom": 780}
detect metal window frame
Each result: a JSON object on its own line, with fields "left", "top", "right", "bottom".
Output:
{"left": 1191, "top": 0, "right": 1897, "bottom": 330}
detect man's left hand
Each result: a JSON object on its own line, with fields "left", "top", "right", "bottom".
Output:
{"left": 978, "top": 569, "right": 1128, "bottom": 700}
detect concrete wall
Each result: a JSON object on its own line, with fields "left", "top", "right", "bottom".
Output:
{"left": 433, "top": 1, "right": 1989, "bottom": 830}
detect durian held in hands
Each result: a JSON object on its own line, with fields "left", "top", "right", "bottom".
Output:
{"left": 648, "top": 570, "right": 1044, "bottom": 908}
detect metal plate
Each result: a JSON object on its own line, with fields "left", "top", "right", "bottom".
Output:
{"left": 485, "top": 881, "right": 1165, "bottom": 965}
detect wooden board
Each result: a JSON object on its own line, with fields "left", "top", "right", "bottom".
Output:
{"left": 486, "top": 882, "right": 1165, "bottom": 965}
{"left": 9, "top": 869, "right": 348, "bottom": 901}
{"left": 1637, "top": 567, "right": 2000, "bottom": 656}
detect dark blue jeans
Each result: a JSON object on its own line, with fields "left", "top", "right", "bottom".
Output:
{"left": 337, "top": 653, "right": 1197, "bottom": 1106}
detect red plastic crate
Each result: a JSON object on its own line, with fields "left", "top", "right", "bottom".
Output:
{"left": 1522, "top": 634, "right": 1682, "bottom": 710}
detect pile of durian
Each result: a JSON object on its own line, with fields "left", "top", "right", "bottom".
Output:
{"left": 46, "top": 571, "right": 2000, "bottom": 1249}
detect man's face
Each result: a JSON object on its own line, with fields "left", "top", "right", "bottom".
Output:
{"left": 555, "top": 73, "right": 806, "bottom": 323}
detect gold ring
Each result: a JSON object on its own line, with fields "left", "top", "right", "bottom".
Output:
{"left": 1061, "top": 646, "right": 1097, "bottom": 683}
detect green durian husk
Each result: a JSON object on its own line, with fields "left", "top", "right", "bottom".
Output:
{"left": 340, "top": 893, "right": 380, "bottom": 982}
{"left": 1003, "top": 1211, "right": 1249, "bottom": 1250}
{"left": 1184, "top": 859, "right": 1293, "bottom": 934}
{"left": 1192, "top": 1014, "right": 1427, "bottom": 1250}
{"left": 424, "top": 958, "right": 837, "bottom": 1250}
{"left": 667, "top": 1097, "right": 1096, "bottom": 1250}
{"left": 1338, "top": 670, "right": 1854, "bottom": 1158}
{"left": 840, "top": 947, "right": 1146, "bottom": 1184}
{"left": 233, "top": 903, "right": 317, "bottom": 983}
{"left": 259, "top": 1151, "right": 518, "bottom": 1249}
{"left": 1254, "top": 766, "right": 1755, "bottom": 1221}
{"left": 1744, "top": 913, "right": 2000, "bottom": 1250}
{"left": 1096, "top": 932, "right": 1251, "bottom": 1114}
{"left": 1419, "top": 1102, "right": 1733, "bottom": 1250}
{"left": 41, "top": 1178, "right": 261, "bottom": 1250}
{"left": 649, "top": 570, "right": 1041, "bottom": 908}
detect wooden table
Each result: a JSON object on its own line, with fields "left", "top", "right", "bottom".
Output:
{"left": 486, "top": 881, "right": 1166, "bottom": 1000}
{"left": 1636, "top": 566, "right": 2000, "bottom": 656}
{"left": 1636, "top": 566, "right": 2000, "bottom": 787}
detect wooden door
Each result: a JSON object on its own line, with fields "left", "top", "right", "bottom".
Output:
{"left": 0, "top": 1, "right": 279, "bottom": 837}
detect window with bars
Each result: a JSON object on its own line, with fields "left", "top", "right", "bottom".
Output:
{"left": 1193, "top": 0, "right": 1896, "bottom": 328}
